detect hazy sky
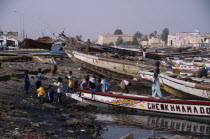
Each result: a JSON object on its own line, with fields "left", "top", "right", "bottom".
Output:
{"left": 0, "top": 0, "right": 209, "bottom": 40}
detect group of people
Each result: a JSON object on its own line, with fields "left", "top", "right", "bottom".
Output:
{"left": 80, "top": 75, "right": 110, "bottom": 93}
{"left": 23, "top": 68, "right": 64, "bottom": 103}
{"left": 23, "top": 67, "right": 111, "bottom": 103}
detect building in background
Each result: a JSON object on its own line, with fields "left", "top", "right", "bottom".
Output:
{"left": 0, "top": 32, "right": 22, "bottom": 47}
{"left": 148, "top": 36, "right": 163, "bottom": 47}
{"left": 166, "top": 30, "right": 210, "bottom": 47}
{"left": 98, "top": 34, "right": 133, "bottom": 45}
{"left": 167, "top": 34, "right": 176, "bottom": 47}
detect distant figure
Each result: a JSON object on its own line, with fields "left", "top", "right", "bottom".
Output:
{"left": 100, "top": 77, "right": 110, "bottom": 92}
{"left": 54, "top": 77, "right": 64, "bottom": 103}
{"left": 80, "top": 75, "right": 90, "bottom": 90}
{"left": 37, "top": 84, "right": 47, "bottom": 102}
{"left": 35, "top": 68, "right": 42, "bottom": 89}
{"left": 152, "top": 61, "right": 162, "bottom": 99}
{"left": 196, "top": 66, "right": 209, "bottom": 78}
{"left": 119, "top": 80, "right": 132, "bottom": 93}
{"left": 67, "top": 71, "right": 74, "bottom": 93}
{"left": 86, "top": 39, "right": 90, "bottom": 53}
{"left": 89, "top": 75, "right": 96, "bottom": 85}
{"left": 23, "top": 70, "right": 30, "bottom": 94}
{"left": 94, "top": 78, "right": 102, "bottom": 92}
{"left": 47, "top": 85, "right": 55, "bottom": 102}
{"left": 143, "top": 47, "right": 146, "bottom": 58}
{"left": 51, "top": 64, "right": 58, "bottom": 74}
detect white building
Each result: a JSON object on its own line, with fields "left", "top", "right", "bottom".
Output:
{"left": 0, "top": 32, "right": 21, "bottom": 47}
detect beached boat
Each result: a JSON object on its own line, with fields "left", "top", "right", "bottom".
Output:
{"left": 67, "top": 89, "right": 210, "bottom": 117}
{"left": 140, "top": 70, "right": 210, "bottom": 100}
{"left": 65, "top": 50, "right": 153, "bottom": 77}
{"left": 146, "top": 48, "right": 210, "bottom": 60}
{"left": 162, "top": 57, "right": 210, "bottom": 72}
{"left": 21, "top": 37, "right": 53, "bottom": 50}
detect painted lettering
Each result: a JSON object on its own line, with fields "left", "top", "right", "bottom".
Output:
{"left": 152, "top": 103, "right": 156, "bottom": 109}
{"left": 171, "top": 105, "right": 175, "bottom": 111}
{"left": 165, "top": 104, "right": 169, "bottom": 111}
{"left": 194, "top": 107, "right": 198, "bottom": 113}
{"left": 187, "top": 106, "right": 192, "bottom": 113}
{"left": 206, "top": 108, "right": 210, "bottom": 114}
{"left": 176, "top": 105, "right": 181, "bottom": 112}
{"left": 182, "top": 106, "right": 186, "bottom": 113}
{"left": 160, "top": 104, "right": 164, "bottom": 110}
{"left": 147, "top": 103, "right": 151, "bottom": 109}
{"left": 200, "top": 107, "right": 205, "bottom": 114}
{"left": 156, "top": 104, "right": 160, "bottom": 110}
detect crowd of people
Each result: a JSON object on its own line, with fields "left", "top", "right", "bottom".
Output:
{"left": 23, "top": 68, "right": 111, "bottom": 103}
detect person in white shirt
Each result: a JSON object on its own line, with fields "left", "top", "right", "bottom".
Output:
{"left": 54, "top": 77, "right": 64, "bottom": 103}
{"left": 119, "top": 80, "right": 132, "bottom": 93}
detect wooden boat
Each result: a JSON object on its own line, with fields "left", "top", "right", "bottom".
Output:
{"left": 163, "top": 58, "right": 210, "bottom": 72}
{"left": 21, "top": 37, "right": 53, "bottom": 50}
{"left": 140, "top": 70, "right": 210, "bottom": 100}
{"left": 65, "top": 50, "right": 153, "bottom": 77}
{"left": 146, "top": 48, "right": 210, "bottom": 60}
{"left": 67, "top": 89, "right": 210, "bottom": 117}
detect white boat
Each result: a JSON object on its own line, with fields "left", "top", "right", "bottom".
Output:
{"left": 67, "top": 89, "right": 210, "bottom": 117}
{"left": 140, "top": 70, "right": 210, "bottom": 100}
{"left": 65, "top": 50, "right": 152, "bottom": 77}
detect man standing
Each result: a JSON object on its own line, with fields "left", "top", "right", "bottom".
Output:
{"left": 152, "top": 61, "right": 162, "bottom": 99}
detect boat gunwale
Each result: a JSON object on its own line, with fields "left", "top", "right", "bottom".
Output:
{"left": 80, "top": 89, "right": 210, "bottom": 105}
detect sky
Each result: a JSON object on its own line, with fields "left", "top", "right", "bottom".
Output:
{"left": 0, "top": 0, "right": 209, "bottom": 40}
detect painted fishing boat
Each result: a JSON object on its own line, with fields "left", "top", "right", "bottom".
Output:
{"left": 146, "top": 48, "right": 210, "bottom": 60}
{"left": 163, "top": 58, "right": 210, "bottom": 72}
{"left": 67, "top": 89, "right": 210, "bottom": 117}
{"left": 140, "top": 70, "right": 210, "bottom": 100}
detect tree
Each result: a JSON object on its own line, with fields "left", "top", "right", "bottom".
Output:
{"left": 132, "top": 37, "right": 139, "bottom": 46}
{"left": 114, "top": 29, "right": 123, "bottom": 35}
{"left": 76, "top": 35, "right": 82, "bottom": 41}
{"left": 154, "top": 31, "right": 157, "bottom": 35}
{"left": 161, "top": 28, "right": 169, "bottom": 44}
{"left": 116, "top": 37, "right": 123, "bottom": 46}
{"left": 134, "top": 32, "right": 142, "bottom": 40}
{"left": 149, "top": 33, "right": 155, "bottom": 38}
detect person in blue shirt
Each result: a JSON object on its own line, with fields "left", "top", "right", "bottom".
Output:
{"left": 47, "top": 85, "right": 55, "bottom": 102}
{"left": 35, "top": 68, "right": 42, "bottom": 89}
{"left": 24, "top": 70, "right": 30, "bottom": 94}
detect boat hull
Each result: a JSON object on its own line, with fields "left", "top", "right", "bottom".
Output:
{"left": 67, "top": 90, "right": 210, "bottom": 117}
{"left": 66, "top": 51, "right": 151, "bottom": 77}
{"left": 140, "top": 71, "right": 210, "bottom": 100}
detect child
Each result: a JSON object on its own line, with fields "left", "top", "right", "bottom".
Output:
{"left": 23, "top": 70, "right": 30, "bottom": 94}
{"left": 37, "top": 84, "right": 47, "bottom": 102}
{"left": 47, "top": 85, "right": 55, "bottom": 102}
{"left": 54, "top": 77, "right": 64, "bottom": 103}
{"left": 67, "top": 71, "right": 74, "bottom": 93}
